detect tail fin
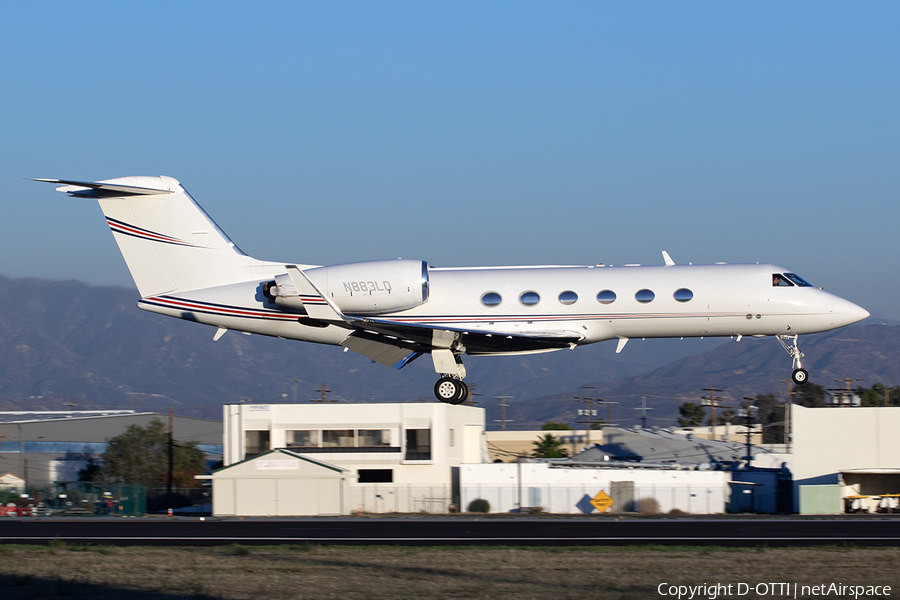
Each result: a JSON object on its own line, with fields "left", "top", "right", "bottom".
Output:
{"left": 33, "top": 176, "right": 260, "bottom": 297}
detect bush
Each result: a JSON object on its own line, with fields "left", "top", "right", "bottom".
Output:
{"left": 467, "top": 498, "right": 490, "bottom": 513}
{"left": 637, "top": 498, "right": 661, "bottom": 515}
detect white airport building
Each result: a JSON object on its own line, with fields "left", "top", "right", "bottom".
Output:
{"left": 218, "top": 402, "right": 486, "bottom": 514}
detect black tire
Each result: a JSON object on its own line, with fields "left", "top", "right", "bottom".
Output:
{"left": 792, "top": 368, "right": 809, "bottom": 385}
{"left": 450, "top": 381, "right": 469, "bottom": 405}
{"left": 434, "top": 377, "right": 461, "bottom": 403}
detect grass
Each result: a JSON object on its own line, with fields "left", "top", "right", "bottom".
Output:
{"left": 0, "top": 544, "right": 897, "bottom": 599}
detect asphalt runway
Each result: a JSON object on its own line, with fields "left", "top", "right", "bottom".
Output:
{"left": 2, "top": 517, "right": 900, "bottom": 547}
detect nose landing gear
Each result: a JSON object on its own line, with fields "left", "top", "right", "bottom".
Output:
{"left": 777, "top": 334, "right": 808, "bottom": 385}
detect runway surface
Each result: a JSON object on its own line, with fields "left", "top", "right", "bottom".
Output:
{"left": 2, "top": 517, "right": 899, "bottom": 546}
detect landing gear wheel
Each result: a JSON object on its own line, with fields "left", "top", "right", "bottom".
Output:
{"left": 792, "top": 368, "right": 809, "bottom": 385}
{"left": 451, "top": 381, "right": 469, "bottom": 405}
{"left": 435, "top": 377, "right": 466, "bottom": 404}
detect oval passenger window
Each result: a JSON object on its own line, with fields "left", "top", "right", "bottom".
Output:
{"left": 558, "top": 291, "right": 578, "bottom": 305}
{"left": 597, "top": 290, "right": 616, "bottom": 305}
{"left": 635, "top": 289, "right": 655, "bottom": 303}
{"left": 481, "top": 292, "right": 502, "bottom": 307}
{"left": 673, "top": 288, "right": 693, "bottom": 302}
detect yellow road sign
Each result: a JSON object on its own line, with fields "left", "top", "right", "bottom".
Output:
{"left": 591, "top": 490, "right": 614, "bottom": 513}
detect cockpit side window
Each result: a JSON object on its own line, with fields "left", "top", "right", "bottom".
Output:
{"left": 784, "top": 273, "right": 812, "bottom": 287}
{"left": 772, "top": 274, "right": 794, "bottom": 287}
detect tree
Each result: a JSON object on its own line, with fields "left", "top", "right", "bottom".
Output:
{"left": 541, "top": 421, "right": 572, "bottom": 431}
{"left": 77, "top": 457, "right": 104, "bottom": 482}
{"left": 793, "top": 382, "right": 826, "bottom": 408}
{"left": 102, "top": 419, "right": 206, "bottom": 488}
{"left": 709, "top": 407, "right": 738, "bottom": 426}
{"left": 677, "top": 401, "right": 705, "bottom": 427}
{"left": 754, "top": 393, "right": 784, "bottom": 444}
{"left": 532, "top": 433, "right": 568, "bottom": 458}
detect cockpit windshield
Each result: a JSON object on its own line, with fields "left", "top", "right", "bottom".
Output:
{"left": 784, "top": 273, "right": 812, "bottom": 287}
{"left": 772, "top": 274, "right": 793, "bottom": 287}
{"left": 773, "top": 273, "right": 813, "bottom": 287}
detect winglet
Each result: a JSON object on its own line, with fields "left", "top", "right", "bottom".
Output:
{"left": 662, "top": 251, "right": 675, "bottom": 266}
{"left": 285, "top": 265, "right": 345, "bottom": 322}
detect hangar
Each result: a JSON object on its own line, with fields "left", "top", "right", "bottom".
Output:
{"left": 202, "top": 449, "right": 350, "bottom": 516}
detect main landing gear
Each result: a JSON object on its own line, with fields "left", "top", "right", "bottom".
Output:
{"left": 434, "top": 377, "right": 468, "bottom": 405}
{"left": 777, "top": 334, "right": 809, "bottom": 385}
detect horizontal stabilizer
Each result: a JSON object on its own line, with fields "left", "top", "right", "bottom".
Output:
{"left": 29, "top": 178, "right": 171, "bottom": 198}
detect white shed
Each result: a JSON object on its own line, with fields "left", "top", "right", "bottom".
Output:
{"left": 206, "top": 449, "right": 350, "bottom": 516}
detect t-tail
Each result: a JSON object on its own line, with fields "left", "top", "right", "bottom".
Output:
{"left": 31, "top": 176, "right": 280, "bottom": 297}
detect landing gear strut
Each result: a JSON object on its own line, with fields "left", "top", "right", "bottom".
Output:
{"left": 434, "top": 377, "right": 468, "bottom": 405}
{"left": 777, "top": 334, "right": 808, "bottom": 385}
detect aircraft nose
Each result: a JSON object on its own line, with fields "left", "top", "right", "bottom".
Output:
{"left": 831, "top": 296, "right": 870, "bottom": 328}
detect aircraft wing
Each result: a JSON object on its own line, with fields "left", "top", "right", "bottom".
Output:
{"left": 344, "top": 315, "right": 582, "bottom": 355}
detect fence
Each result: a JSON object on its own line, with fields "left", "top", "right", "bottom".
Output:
{"left": 349, "top": 484, "right": 452, "bottom": 514}
{"left": 461, "top": 483, "right": 727, "bottom": 514}
{"left": 2, "top": 482, "right": 147, "bottom": 516}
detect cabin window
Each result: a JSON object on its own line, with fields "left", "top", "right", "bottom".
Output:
{"left": 558, "top": 290, "right": 578, "bottom": 305}
{"left": 635, "top": 289, "right": 655, "bottom": 303}
{"left": 784, "top": 273, "right": 812, "bottom": 287}
{"left": 673, "top": 288, "right": 693, "bottom": 302}
{"left": 519, "top": 291, "right": 541, "bottom": 306}
{"left": 772, "top": 274, "right": 794, "bottom": 287}
{"left": 481, "top": 292, "right": 502, "bottom": 307}
{"left": 597, "top": 290, "right": 616, "bottom": 305}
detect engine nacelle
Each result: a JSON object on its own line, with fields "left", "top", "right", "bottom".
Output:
{"left": 268, "top": 259, "right": 429, "bottom": 315}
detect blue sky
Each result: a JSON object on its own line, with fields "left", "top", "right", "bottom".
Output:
{"left": 2, "top": 2, "right": 898, "bottom": 319}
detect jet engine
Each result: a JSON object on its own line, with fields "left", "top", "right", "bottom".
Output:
{"left": 267, "top": 259, "right": 429, "bottom": 315}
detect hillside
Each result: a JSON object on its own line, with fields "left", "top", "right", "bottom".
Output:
{"left": 0, "top": 275, "right": 725, "bottom": 418}
{"left": 496, "top": 323, "right": 900, "bottom": 430}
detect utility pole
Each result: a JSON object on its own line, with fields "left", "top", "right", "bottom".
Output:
{"left": 465, "top": 382, "right": 481, "bottom": 406}
{"left": 700, "top": 388, "right": 725, "bottom": 441}
{"left": 167, "top": 406, "right": 174, "bottom": 495}
{"left": 574, "top": 388, "right": 603, "bottom": 447}
{"left": 495, "top": 396, "right": 513, "bottom": 431}
{"left": 292, "top": 379, "right": 300, "bottom": 403}
{"left": 311, "top": 383, "right": 335, "bottom": 403}
{"left": 634, "top": 396, "right": 654, "bottom": 429}
{"left": 778, "top": 380, "right": 794, "bottom": 452}
{"left": 829, "top": 378, "right": 862, "bottom": 407}
{"left": 740, "top": 397, "right": 759, "bottom": 464}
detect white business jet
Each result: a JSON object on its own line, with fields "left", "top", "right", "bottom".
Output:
{"left": 33, "top": 176, "right": 869, "bottom": 404}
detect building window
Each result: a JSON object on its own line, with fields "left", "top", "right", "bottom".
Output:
{"left": 244, "top": 430, "right": 270, "bottom": 459}
{"left": 358, "top": 429, "right": 391, "bottom": 447}
{"left": 358, "top": 469, "right": 393, "bottom": 483}
{"left": 286, "top": 430, "right": 319, "bottom": 448}
{"left": 481, "top": 292, "right": 502, "bottom": 307}
{"left": 449, "top": 429, "right": 455, "bottom": 447}
{"left": 405, "top": 429, "right": 431, "bottom": 460}
{"left": 322, "top": 430, "right": 355, "bottom": 447}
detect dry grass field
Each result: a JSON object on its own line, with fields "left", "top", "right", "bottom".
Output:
{"left": 0, "top": 542, "right": 898, "bottom": 599}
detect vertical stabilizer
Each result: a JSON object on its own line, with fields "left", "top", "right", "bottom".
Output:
{"left": 34, "top": 176, "right": 259, "bottom": 297}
